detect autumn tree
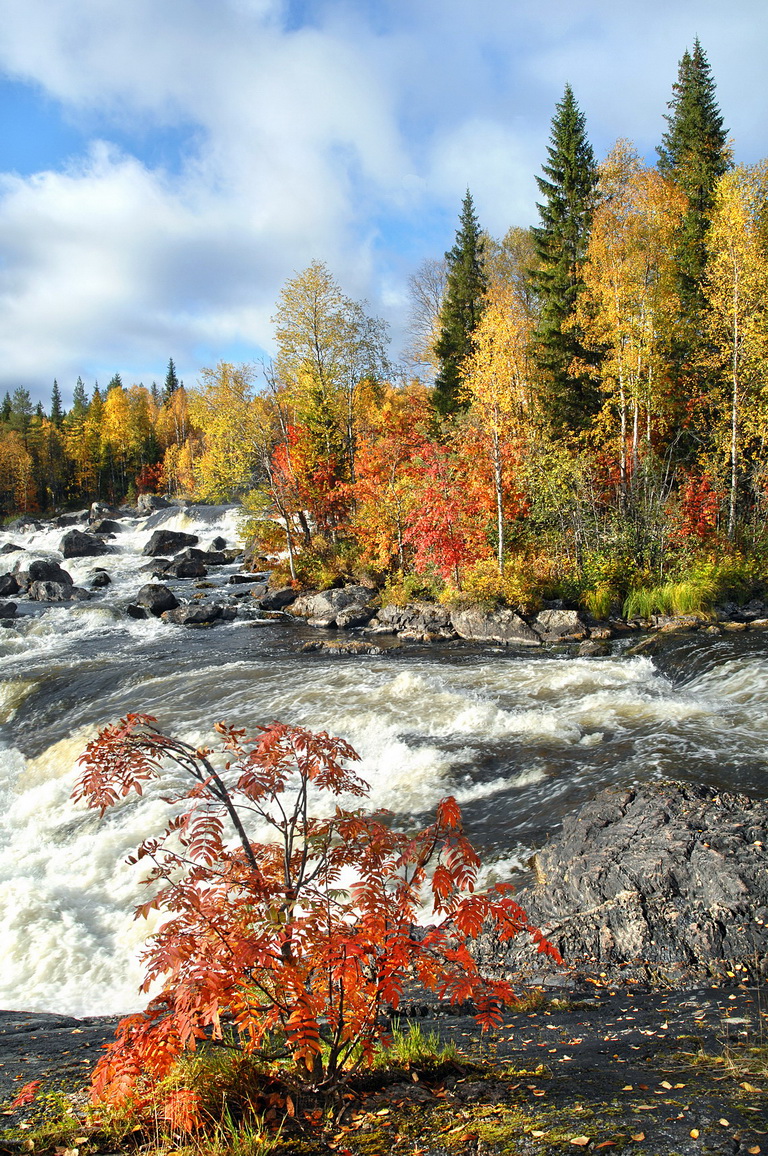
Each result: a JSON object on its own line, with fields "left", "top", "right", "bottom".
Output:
{"left": 73, "top": 715, "right": 558, "bottom": 1109}
{"left": 188, "top": 363, "right": 270, "bottom": 502}
{"left": 404, "top": 256, "right": 447, "bottom": 375}
{"left": 433, "top": 190, "right": 487, "bottom": 416}
{"left": 703, "top": 162, "right": 768, "bottom": 538}
{"left": 532, "top": 84, "right": 599, "bottom": 434}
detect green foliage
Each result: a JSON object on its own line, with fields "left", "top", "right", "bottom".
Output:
{"left": 380, "top": 569, "right": 445, "bottom": 606}
{"left": 622, "top": 556, "right": 757, "bottom": 619}
{"left": 433, "top": 190, "right": 488, "bottom": 416}
{"left": 372, "top": 1021, "right": 459, "bottom": 1069}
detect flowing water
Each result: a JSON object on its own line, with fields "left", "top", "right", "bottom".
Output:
{"left": 1, "top": 503, "right": 767, "bottom": 1016}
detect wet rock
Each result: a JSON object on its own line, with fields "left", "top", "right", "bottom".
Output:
{"left": 90, "top": 518, "right": 123, "bottom": 535}
{"left": 54, "top": 511, "right": 88, "bottom": 527}
{"left": 5, "top": 516, "right": 42, "bottom": 532}
{"left": 89, "top": 502, "right": 117, "bottom": 522}
{"left": 374, "top": 602, "right": 455, "bottom": 638}
{"left": 0, "top": 542, "right": 23, "bottom": 554}
{"left": 167, "top": 546, "right": 227, "bottom": 568}
{"left": 161, "top": 602, "right": 237, "bottom": 626}
{"left": 126, "top": 604, "right": 151, "bottom": 619}
{"left": 299, "top": 640, "right": 385, "bottom": 655}
{"left": 577, "top": 639, "right": 610, "bottom": 657}
{"left": 88, "top": 569, "right": 112, "bottom": 588}
{"left": 477, "top": 781, "right": 768, "bottom": 987}
{"left": 27, "top": 581, "right": 91, "bottom": 602}
{"left": 451, "top": 606, "right": 541, "bottom": 647}
{"left": 532, "top": 608, "right": 587, "bottom": 642}
{"left": 0, "top": 573, "right": 20, "bottom": 596}
{"left": 13, "top": 558, "right": 73, "bottom": 589}
{"left": 229, "top": 573, "right": 260, "bottom": 584}
{"left": 60, "top": 529, "right": 113, "bottom": 558}
{"left": 142, "top": 529, "right": 199, "bottom": 556}
{"left": 162, "top": 557, "right": 208, "bottom": 579}
{"left": 0, "top": 601, "right": 17, "bottom": 618}
{"left": 137, "top": 493, "right": 170, "bottom": 514}
{"left": 255, "top": 586, "right": 298, "bottom": 611}
{"left": 291, "top": 585, "right": 377, "bottom": 629}
{"left": 135, "top": 583, "right": 179, "bottom": 616}
{"left": 209, "top": 536, "right": 227, "bottom": 551}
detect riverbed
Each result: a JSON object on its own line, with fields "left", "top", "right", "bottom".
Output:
{"left": 1, "top": 503, "right": 767, "bottom": 1016}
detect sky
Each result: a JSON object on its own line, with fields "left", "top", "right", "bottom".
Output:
{"left": 0, "top": 0, "right": 765, "bottom": 405}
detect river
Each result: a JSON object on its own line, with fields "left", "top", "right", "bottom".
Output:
{"left": 1, "top": 503, "right": 767, "bottom": 1016}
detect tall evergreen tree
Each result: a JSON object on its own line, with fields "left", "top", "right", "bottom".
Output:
{"left": 432, "top": 190, "right": 487, "bottom": 416}
{"left": 106, "top": 373, "right": 123, "bottom": 392}
{"left": 1, "top": 392, "right": 11, "bottom": 422}
{"left": 532, "top": 84, "right": 599, "bottom": 434}
{"left": 657, "top": 38, "right": 730, "bottom": 317}
{"left": 72, "top": 377, "right": 88, "bottom": 418}
{"left": 50, "top": 380, "right": 64, "bottom": 427}
{"left": 164, "top": 358, "right": 180, "bottom": 399}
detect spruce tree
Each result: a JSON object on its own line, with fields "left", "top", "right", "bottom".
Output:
{"left": 164, "top": 358, "right": 180, "bottom": 398}
{"left": 1, "top": 392, "right": 11, "bottom": 422}
{"left": 657, "top": 38, "right": 729, "bottom": 316}
{"left": 433, "top": 190, "right": 487, "bottom": 416}
{"left": 72, "top": 377, "right": 88, "bottom": 418}
{"left": 50, "top": 379, "right": 64, "bottom": 427}
{"left": 532, "top": 84, "right": 599, "bottom": 434}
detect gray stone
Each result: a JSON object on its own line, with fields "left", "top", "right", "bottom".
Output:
{"left": 27, "top": 581, "right": 91, "bottom": 602}
{"left": 375, "top": 602, "right": 455, "bottom": 637}
{"left": 255, "top": 586, "right": 298, "bottom": 611}
{"left": 135, "top": 583, "right": 179, "bottom": 615}
{"left": 142, "top": 529, "right": 199, "bottom": 557}
{"left": 90, "top": 518, "right": 123, "bottom": 535}
{"left": 14, "top": 559, "right": 73, "bottom": 588}
{"left": 476, "top": 782, "right": 768, "bottom": 988}
{"left": 451, "top": 606, "right": 541, "bottom": 647}
{"left": 60, "top": 529, "right": 112, "bottom": 558}
{"left": 532, "top": 608, "right": 587, "bottom": 642}
{"left": 161, "top": 601, "right": 237, "bottom": 626}
{"left": 0, "top": 601, "right": 17, "bottom": 618}
{"left": 577, "top": 639, "right": 610, "bottom": 657}
{"left": 209, "top": 536, "right": 227, "bottom": 551}
{"left": 291, "top": 585, "right": 376, "bottom": 628}
{"left": 137, "top": 493, "right": 170, "bottom": 514}
{"left": 0, "top": 573, "right": 20, "bottom": 597}
{"left": 88, "top": 569, "right": 112, "bottom": 588}
{"left": 0, "top": 543, "right": 23, "bottom": 554}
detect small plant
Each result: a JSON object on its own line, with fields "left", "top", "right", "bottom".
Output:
{"left": 373, "top": 1020, "right": 459, "bottom": 1068}
{"left": 73, "top": 716, "right": 559, "bottom": 1120}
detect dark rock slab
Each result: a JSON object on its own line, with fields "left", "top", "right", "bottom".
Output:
{"left": 0, "top": 601, "right": 17, "bottom": 618}
{"left": 89, "top": 518, "right": 123, "bottom": 535}
{"left": 88, "top": 569, "right": 112, "bottom": 588}
{"left": 137, "top": 493, "right": 170, "bottom": 514}
{"left": 13, "top": 559, "right": 73, "bottom": 589}
{"left": 135, "top": 583, "right": 179, "bottom": 615}
{"left": 451, "top": 606, "right": 541, "bottom": 646}
{"left": 256, "top": 586, "right": 297, "bottom": 611}
{"left": 374, "top": 601, "right": 455, "bottom": 639}
{"left": 161, "top": 602, "right": 237, "bottom": 626}
{"left": 299, "top": 639, "right": 386, "bottom": 655}
{"left": 476, "top": 781, "right": 768, "bottom": 988}
{"left": 142, "top": 529, "right": 199, "bottom": 557}
{"left": 0, "top": 543, "right": 23, "bottom": 554}
{"left": 0, "top": 573, "right": 19, "bottom": 597}
{"left": 59, "top": 529, "right": 112, "bottom": 558}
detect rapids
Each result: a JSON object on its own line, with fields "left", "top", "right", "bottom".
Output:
{"left": 0, "top": 503, "right": 767, "bottom": 1015}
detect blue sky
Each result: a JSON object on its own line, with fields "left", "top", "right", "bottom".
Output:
{"left": 0, "top": 0, "right": 765, "bottom": 404}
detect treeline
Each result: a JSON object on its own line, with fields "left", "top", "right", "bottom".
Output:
{"left": 4, "top": 41, "right": 768, "bottom": 617}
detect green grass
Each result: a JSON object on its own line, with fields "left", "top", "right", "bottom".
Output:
{"left": 372, "top": 1020, "right": 459, "bottom": 1068}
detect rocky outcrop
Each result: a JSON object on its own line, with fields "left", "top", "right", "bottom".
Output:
{"left": 0, "top": 573, "right": 20, "bottom": 596}
{"left": 137, "top": 493, "right": 170, "bottom": 514}
{"left": 451, "top": 606, "right": 541, "bottom": 647}
{"left": 59, "top": 529, "right": 113, "bottom": 558}
{"left": 256, "top": 586, "right": 297, "bottom": 611}
{"left": 290, "top": 585, "right": 377, "bottom": 628}
{"left": 161, "top": 601, "right": 237, "bottom": 626}
{"left": 532, "top": 608, "right": 588, "bottom": 642}
{"left": 27, "top": 581, "right": 91, "bottom": 602}
{"left": 142, "top": 529, "right": 199, "bottom": 556}
{"left": 90, "top": 518, "right": 123, "bottom": 535}
{"left": 132, "top": 583, "right": 179, "bottom": 616}
{"left": 13, "top": 558, "right": 73, "bottom": 589}
{"left": 373, "top": 602, "right": 455, "bottom": 640}
{"left": 476, "top": 781, "right": 768, "bottom": 988}
{"left": 299, "top": 639, "right": 386, "bottom": 655}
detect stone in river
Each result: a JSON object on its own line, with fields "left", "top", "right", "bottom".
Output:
{"left": 88, "top": 569, "right": 112, "bottom": 588}
{"left": 0, "top": 601, "right": 17, "bottom": 618}
{"left": 161, "top": 601, "right": 237, "bottom": 626}
{"left": 0, "top": 573, "right": 20, "bottom": 596}
{"left": 27, "top": 581, "right": 91, "bottom": 602}
{"left": 451, "top": 606, "right": 541, "bottom": 647}
{"left": 142, "top": 529, "right": 199, "bottom": 556}
{"left": 13, "top": 559, "right": 73, "bottom": 589}
{"left": 60, "top": 529, "right": 113, "bottom": 558}
{"left": 135, "top": 583, "right": 179, "bottom": 616}
{"left": 532, "top": 608, "right": 587, "bottom": 642}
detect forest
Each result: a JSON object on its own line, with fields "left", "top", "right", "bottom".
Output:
{"left": 2, "top": 41, "right": 767, "bottom": 621}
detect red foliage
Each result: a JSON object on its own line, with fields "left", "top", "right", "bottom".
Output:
{"left": 404, "top": 442, "right": 488, "bottom": 585}
{"left": 135, "top": 462, "right": 166, "bottom": 494}
{"left": 9, "top": 1081, "right": 42, "bottom": 1109}
{"left": 673, "top": 471, "right": 721, "bottom": 540}
{"left": 73, "top": 715, "right": 560, "bottom": 1109}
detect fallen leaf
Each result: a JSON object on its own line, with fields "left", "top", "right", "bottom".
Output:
{"left": 741, "top": 1082, "right": 763, "bottom": 1092}
{"left": 285, "top": 1096, "right": 295, "bottom": 1119}
{"left": 459, "top": 1133, "right": 479, "bottom": 1143}
{"left": 376, "top": 1108, "right": 390, "bottom": 1116}
{"left": 595, "top": 1144, "right": 616, "bottom": 1150}
{"left": 531, "top": 1130, "right": 547, "bottom": 1138}
{"left": 570, "top": 1138, "right": 591, "bottom": 1148}
{"left": 747, "top": 1147, "right": 761, "bottom": 1155}
{"left": 631, "top": 1134, "right": 644, "bottom": 1143}
{"left": 690, "top": 1128, "right": 700, "bottom": 1138}
{"left": 622, "top": 1085, "right": 633, "bottom": 1091}
{"left": 719, "top": 1118, "right": 729, "bottom": 1127}
{"left": 659, "top": 1081, "right": 673, "bottom": 1089}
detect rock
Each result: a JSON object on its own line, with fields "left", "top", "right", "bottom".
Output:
{"left": 291, "top": 585, "right": 377, "bottom": 629}
{"left": 162, "top": 558, "right": 208, "bottom": 579}
{"left": 90, "top": 518, "right": 123, "bottom": 535}
{"left": 5, "top": 516, "right": 42, "bottom": 531}
{"left": 161, "top": 602, "right": 237, "bottom": 626}
{"left": 478, "top": 781, "right": 768, "bottom": 987}
{"left": 54, "top": 512, "right": 88, "bottom": 527}
{"left": 142, "top": 529, "right": 199, "bottom": 557}
{"left": 89, "top": 502, "right": 117, "bottom": 522}
{"left": 299, "top": 640, "right": 385, "bottom": 655}
{"left": 0, "top": 573, "right": 20, "bottom": 597}
{"left": 60, "top": 529, "right": 113, "bottom": 558}
{"left": 88, "top": 569, "right": 112, "bottom": 588}
{"left": 209, "top": 536, "right": 227, "bottom": 551}
{"left": 126, "top": 604, "right": 151, "bottom": 619}
{"left": 577, "top": 639, "right": 610, "bottom": 657}
{"left": 168, "top": 546, "right": 227, "bottom": 568}
{"left": 135, "top": 583, "right": 179, "bottom": 615}
{"left": 27, "top": 581, "right": 91, "bottom": 602}
{"left": 451, "top": 606, "right": 541, "bottom": 647}
{"left": 0, "top": 543, "right": 23, "bottom": 554}
{"left": 375, "top": 602, "right": 455, "bottom": 638}
{"left": 0, "top": 601, "right": 17, "bottom": 618}
{"left": 532, "top": 608, "right": 587, "bottom": 642}
{"left": 255, "top": 586, "right": 298, "bottom": 611}
{"left": 229, "top": 573, "right": 260, "bottom": 584}
{"left": 13, "top": 559, "right": 73, "bottom": 589}
{"left": 137, "top": 493, "right": 170, "bottom": 514}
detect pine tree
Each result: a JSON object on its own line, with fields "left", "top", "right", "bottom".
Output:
{"left": 71, "top": 377, "right": 88, "bottom": 418}
{"left": 433, "top": 190, "right": 487, "bottom": 417}
{"left": 1, "top": 392, "right": 11, "bottom": 422}
{"left": 50, "top": 380, "right": 64, "bottom": 427}
{"left": 532, "top": 84, "right": 599, "bottom": 434}
{"left": 657, "top": 38, "right": 730, "bottom": 315}
{"left": 164, "top": 358, "right": 180, "bottom": 399}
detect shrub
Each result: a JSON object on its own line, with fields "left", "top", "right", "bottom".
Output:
{"left": 73, "top": 716, "right": 559, "bottom": 1113}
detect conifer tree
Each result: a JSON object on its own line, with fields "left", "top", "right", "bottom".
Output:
{"left": 532, "top": 84, "right": 599, "bottom": 434}
{"left": 1, "top": 392, "right": 11, "bottom": 422}
{"left": 50, "top": 380, "right": 64, "bottom": 427}
{"left": 164, "top": 358, "right": 180, "bottom": 398}
{"left": 71, "top": 377, "right": 88, "bottom": 418}
{"left": 433, "top": 190, "right": 487, "bottom": 417}
{"left": 657, "top": 38, "right": 730, "bottom": 316}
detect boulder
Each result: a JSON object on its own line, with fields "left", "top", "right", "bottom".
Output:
{"left": 451, "top": 606, "right": 541, "bottom": 647}
{"left": 477, "top": 782, "right": 768, "bottom": 988}
{"left": 54, "top": 512, "right": 88, "bottom": 527}
{"left": 161, "top": 602, "right": 237, "bottom": 626}
{"left": 374, "top": 602, "right": 455, "bottom": 638}
{"left": 14, "top": 559, "right": 73, "bottom": 589}
{"left": 577, "top": 639, "right": 610, "bottom": 657}
{"left": 209, "top": 536, "right": 227, "bottom": 551}
{"left": 0, "top": 601, "right": 17, "bottom": 618}
{"left": 60, "top": 529, "right": 113, "bottom": 558}
{"left": 162, "top": 558, "right": 208, "bottom": 579}
{"left": 168, "top": 546, "right": 227, "bottom": 568}
{"left": 5, "top": 516, "right": 42, "bottom": 531}
{"left": 255, "top": 586, "right": 297, "bottom": 611}
{"left": 88, "top": 569, "right": 112, "bottom": 588}
{"left": 134, "top": 583, "right": 179, "bottom": 616}
{"left": 299, "top": 640, "right": 385, "bottom": 655}
{"left": 291, "top": 585, "right": 376, "bottom": 628}
{"left": 0, "top": 573, "right": 20, "bottom": 597}
{"left": 137, "top": 493, "right": 170, "bottom": 514}
{"left": 27, "top": 581, "right": 91, "bottom": 602}
{"left": 142, "top": 529, "right": 199, "bottom": 557}
{"left": 89, "top": 502, "right": 117, "bottom": 522}
{"left": 90, "top": 518, "right": 123, "bottom": 535}
{"left": 532, "top": 608, "right": 587, "bottom": 642}
{"left": 0, "top": 543, "right": 23, "bottom": 554}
